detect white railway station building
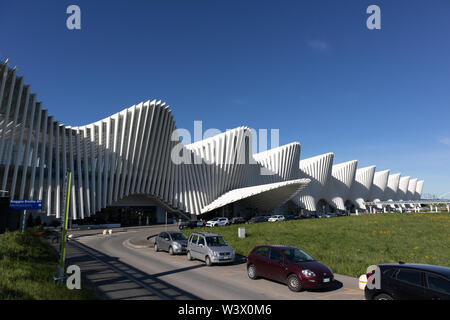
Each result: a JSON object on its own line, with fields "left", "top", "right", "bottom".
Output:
{"left": 0, "top": 60, "right": 425, "bottom": 226}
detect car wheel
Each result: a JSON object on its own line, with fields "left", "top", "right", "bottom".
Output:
{"left": 169, "top": 246, "right": 174, "bottom": 255}
{"left": 154, "top": 243, "right": 159, "bottom": 252}
{"left": 247, "top": 264, "right": 258, "bottom": 279}
{"left": 375, "top": 293, "right": 393, "bottom": 300}
{"left": 187, "top": 251, "right": 193, "bottom": 261}
{"left": 287, "top": 274, "right": 302, "bottom": 292}
{"left": 205, "top": 256, "right": 212, "bottom": 266}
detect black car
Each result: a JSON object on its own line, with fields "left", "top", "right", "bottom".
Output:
{"left": 246, "top": 216, "right": 267, "bottom": 224}
{"left": 230, "top": 217, "right": 247, "bottom": 224}
{"left": 365, "top": 262, "right": 450, "bottom": 300}
{"left": 178, "top": 221, "right": 198, "bottom": 230}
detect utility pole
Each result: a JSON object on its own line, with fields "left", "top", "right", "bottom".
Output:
{"left": 21, "top": 210, "right": 27, "bottom": 233}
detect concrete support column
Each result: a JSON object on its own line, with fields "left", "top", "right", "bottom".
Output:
{"left": 435, "top": 206, "right": 438, "bottom": 213}
{"left": 155, "top": 206, "right": 166, "bottom": 224}
{"left": 447, "top": 205, "right": 449, "bottom": 212}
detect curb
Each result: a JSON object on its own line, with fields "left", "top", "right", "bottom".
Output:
{"left": 124, "top": 238, "right": 153, "bottom": 249}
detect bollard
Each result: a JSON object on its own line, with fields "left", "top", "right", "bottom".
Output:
{"left": 358, "top": 274, "right": 367, "bottom": 290}
{"left": 108, "top": 229, "right": 112, "bottom": 235}
{"left": 102, "top": 229, "right": 107, "bottom": 235}
{"left": 238, "top": 227, "right": 246, "bottom": 239}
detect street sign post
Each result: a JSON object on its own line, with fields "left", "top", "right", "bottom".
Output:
{"left": 9, "top": 200, "right": 43, "bottom": 232}
{"left": 9, "top": 200, "right": 43, "bottom": 210}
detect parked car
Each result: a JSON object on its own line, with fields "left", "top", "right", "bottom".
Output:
{"left": 154, "top": 231, "right": 188, "bottom": 255}
{"left": 197, "top": 220, "right": 206, "bottom": 227}
{"left": 246, "top": 216, "right": 267, "bottom": 224}
{"left": 247, "top": 245, "right": 334, "bottom": 292}
{"left": 268, "top": 215, "right": 285, "bottom": 222}
{"left": 230, "top": 217, "right": 247, "bottom": 224}
{"left": 364, "top": 262, "right": 450, "bottom": 300}
{"left": 284, "top": 215, "right": 298, "bottom": 220}
{"left": 178, "top": 221, "right": 198, "bottom": 230}
{"left": 186, "top": 232, "right": 235, "bottom": 266}
{"left": 205, "top": 217, "right": 229, "bottom": 227}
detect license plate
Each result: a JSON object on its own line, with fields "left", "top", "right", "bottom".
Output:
{"left": 323, "top": 278, "right": 330, "bottom": 283}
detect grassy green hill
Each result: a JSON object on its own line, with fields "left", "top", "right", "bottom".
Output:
{"left": 0, "top": 229, "right": 97, "bottom": 300}
{"left": 184, "top": 213, "right": 450, "bottom": 277}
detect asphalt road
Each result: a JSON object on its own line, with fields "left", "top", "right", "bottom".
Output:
{"left": 72, "top": 226, "right": 364, "bottom": 300}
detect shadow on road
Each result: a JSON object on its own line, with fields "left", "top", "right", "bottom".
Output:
{"left": 307, "top": 280, "right": 343, "bottom": 292}
{"left": 253, "top": 277, "right": 343, "bottom": 293}
{"left": 68, "top": 240, "right": 202, "bottom": 300}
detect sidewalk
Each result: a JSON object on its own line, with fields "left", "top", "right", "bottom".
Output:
{"left": 65, "top": 241, "right": 165, "bottom": 300}
{"left": 46, "top": 236, "right": 164, "bottom": 300}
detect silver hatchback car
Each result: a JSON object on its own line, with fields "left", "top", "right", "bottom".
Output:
{"left": 186, "top": 232, "right": 235, "bottom": 266}
{"left": 154, "top": 231, "right": 188, "bottom": 255}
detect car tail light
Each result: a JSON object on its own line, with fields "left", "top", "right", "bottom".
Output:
{"left": 366, "top": 270, "right": 376, "bottom": 284}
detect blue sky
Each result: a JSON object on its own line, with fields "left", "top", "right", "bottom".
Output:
{"left": 1, "top": 0, "right": 450, "bottom": 196}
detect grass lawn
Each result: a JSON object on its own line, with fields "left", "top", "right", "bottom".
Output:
{"left": 0, "top": 229, "right": 97, "bottom": 300}
{"left": 183, "top": 212, "right": 450, "bottom": 278}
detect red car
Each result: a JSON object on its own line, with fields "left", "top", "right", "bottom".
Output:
{"left": 247, "top": 245, "right": 334, "bottom": 292}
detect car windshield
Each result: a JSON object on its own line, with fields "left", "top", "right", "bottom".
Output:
{"left": 210, "top": 218, "right": 219, "bottom": 221}
{"left": 171, "top": 233, "right": 187, "bottom": 241}
{"left": 205, "top": 236, "right": 227, "bottom": 247}
{"left": 282, "top": 248, "right": 315, "bottom": 263}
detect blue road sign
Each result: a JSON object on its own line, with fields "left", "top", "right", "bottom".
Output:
{"left": 9, "top": 200, "right": 43, "bottom": 210}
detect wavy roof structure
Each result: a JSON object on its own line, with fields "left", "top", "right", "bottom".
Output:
{"left": 0, "top": 59, "right": 424, "bottom": 219}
